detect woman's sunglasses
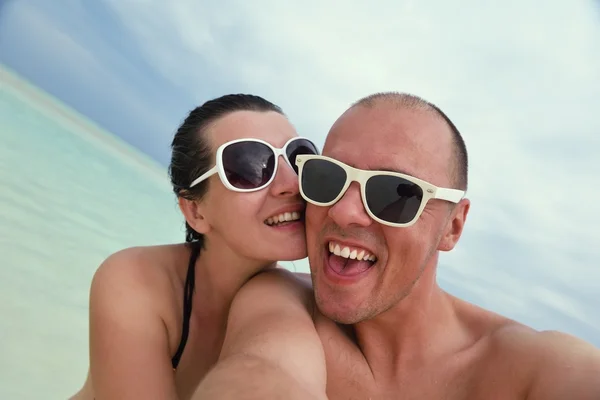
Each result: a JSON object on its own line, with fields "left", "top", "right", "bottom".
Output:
{"left": 295, "top": 154, "right": 465, "bottom": 227}
{"left": 189, "top": 137, "right": 319, "bottom": 192}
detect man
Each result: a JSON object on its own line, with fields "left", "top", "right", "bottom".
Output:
{"left": 194, "top": 92, "right": 600, "bottom": 399}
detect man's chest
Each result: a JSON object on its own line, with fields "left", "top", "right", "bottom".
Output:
{"left": 325, "top": 363, "right": 475, "bottom": 400}
{"left": 325, "top": 364, "right": 528, "bottom": 400}
{"left": 317, "top": 323, "right": 530, "bottom": 400}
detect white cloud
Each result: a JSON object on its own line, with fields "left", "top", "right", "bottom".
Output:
{"left": 99, "top": 0, "right": 600, "bottom": 344}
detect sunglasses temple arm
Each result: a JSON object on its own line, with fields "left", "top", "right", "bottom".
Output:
{"left": 434, "top": 188, "right": 465, "bottom": 203}
{"left": 189, "top": 165, "right": 218, "bottom": 188}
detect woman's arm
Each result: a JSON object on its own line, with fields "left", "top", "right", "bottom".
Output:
{"left": 89, "top": 250, "right": 179, "bottom": 400}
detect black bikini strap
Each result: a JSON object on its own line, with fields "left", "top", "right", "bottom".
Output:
{"left": 171, "top": 243, "right": 200, "bottom": 369}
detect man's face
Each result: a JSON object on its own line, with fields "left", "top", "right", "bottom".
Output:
{"left": 305, "top": 104, "right": 469, "bottom": 324}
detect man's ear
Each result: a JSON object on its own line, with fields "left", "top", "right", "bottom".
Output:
{"left": 438, "top": 198, "right": 470, "bottom": 252}
{"left": 178, "top": 196, "right": 211, "bottom": 235}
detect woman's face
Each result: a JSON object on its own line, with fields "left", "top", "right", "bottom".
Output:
{"left": 197, "top": 110, "right": 310, "bottom": 264}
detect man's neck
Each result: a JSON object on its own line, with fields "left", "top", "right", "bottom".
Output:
{"left": 353, "top": 264, "right": 466, "bottom": 381}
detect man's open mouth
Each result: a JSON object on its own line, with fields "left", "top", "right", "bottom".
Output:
{"left": 326, "top": 241, "right": 377, "bottom": 277}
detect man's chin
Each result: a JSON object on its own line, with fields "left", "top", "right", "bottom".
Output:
{"left": 314, "top": 292, "right": 370, "bottom": 325}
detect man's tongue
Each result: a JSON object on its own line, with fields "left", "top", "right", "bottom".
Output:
{"left": 328, "top": 254, "right": 372, "bottom": 276}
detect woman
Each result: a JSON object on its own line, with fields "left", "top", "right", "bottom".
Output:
{"left": 71, "top": 94, "right": 319, "bottom": 399}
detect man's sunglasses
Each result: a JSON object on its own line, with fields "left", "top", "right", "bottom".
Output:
{"left": 189, "top": 137, "right": 319, "bottom": 192}
{"left": 295, "top": 155, "right": 465, "bottom": 227}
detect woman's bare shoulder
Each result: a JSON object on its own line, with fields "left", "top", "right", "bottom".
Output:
{"left": 89, "top": 243, "right": 192, "bottom": 325}
{"left": 88, "top": 243, "right": 193, "bottom": 355}
{"left": 94, "top": 244, "right": 188, "bottom": 287}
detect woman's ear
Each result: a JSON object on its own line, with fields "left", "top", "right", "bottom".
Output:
{"left": 178, "top": 196, "right": 211, "bottom": 235}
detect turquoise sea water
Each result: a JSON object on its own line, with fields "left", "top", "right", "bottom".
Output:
{"left": 0, "top": 65, "right": 304, "bottom": 399}
{"left": 0, "top": 65, "right": 185, "bottom": 398}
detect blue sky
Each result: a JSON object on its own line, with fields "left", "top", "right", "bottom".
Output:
{"left": 1, "top": 0, "right": 599, "bottom": 345}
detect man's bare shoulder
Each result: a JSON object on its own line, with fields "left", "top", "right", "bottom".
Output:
{"left": 485, "top": 320, "right": 600, "bottom": 399}
{"left": 253, "top": 267, "right": 312, "bottom": 287}
{"left": 292, "top": 271, "right": 313, "bottom": 286}
{"left": 244, "top": 268, "right": 315, "bottom": 314}
{"left": 511, "top": 328, "right": 600, "bottom": 399}
{"left": 489, "top": 322, "right": 600, "bottom": 359}
{"left": 448, "top": 296, "right": 599, "bottom": 398}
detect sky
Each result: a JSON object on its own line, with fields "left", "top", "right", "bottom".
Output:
{"left": 1, "top": 0, "right": 599, "bottom": 345}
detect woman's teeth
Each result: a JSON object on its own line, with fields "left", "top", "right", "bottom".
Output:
{"left": 266, "top": 211, "right": 301, "bottom": 226}
{"left": 328, "top": 241, "right": 377, "bottom": 262}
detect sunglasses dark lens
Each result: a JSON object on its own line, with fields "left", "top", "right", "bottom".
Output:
{"left": 286, "top": 139, "right": 319, "bottom": 173}
{"left": 365, "top": 175, "right": 423, "bottom": 224}
{"left": 222, "top": 141, "right": 275, "bottom": 189}
{"left": 301, "top": 159, "right": 347, "bottom": 203}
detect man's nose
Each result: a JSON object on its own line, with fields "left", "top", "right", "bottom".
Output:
{"left": 327, "top": 182, "right": 372, "bottom": 228}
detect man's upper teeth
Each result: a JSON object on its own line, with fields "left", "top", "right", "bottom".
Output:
{"left": 267, "top": 211, "right": 300, "bottom": 225}
{"left": 328, "top": 241, "right": 377, "bottom": 262}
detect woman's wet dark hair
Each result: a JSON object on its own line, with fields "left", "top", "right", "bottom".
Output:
{"left": 169, "top": 94, "right": 284, "bottom": 249}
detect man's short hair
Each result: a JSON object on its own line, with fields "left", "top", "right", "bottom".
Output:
{"left": 352, "top": 92, "right": 468, "bottom": 191}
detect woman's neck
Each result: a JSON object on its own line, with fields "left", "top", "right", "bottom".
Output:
{"left": 191, "top": 240, "right": 276, "bottom": 316}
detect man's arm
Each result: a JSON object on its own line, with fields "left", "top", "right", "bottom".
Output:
{"left": 194, "top": 269, "right": 328, "bottom": 400}
{"left": 527, "top": 331, "right": 600, "bottom": 400}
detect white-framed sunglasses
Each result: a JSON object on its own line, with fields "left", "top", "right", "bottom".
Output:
{"left": 189, "top": 137, "right": 319, "bottom": 192}
{"left": 295, "top": 154, "right": 465, "bottom": 227}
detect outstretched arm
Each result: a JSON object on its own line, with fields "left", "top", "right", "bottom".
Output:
{"left": 193, "top": 269, "right": 328, "bottom": 400}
